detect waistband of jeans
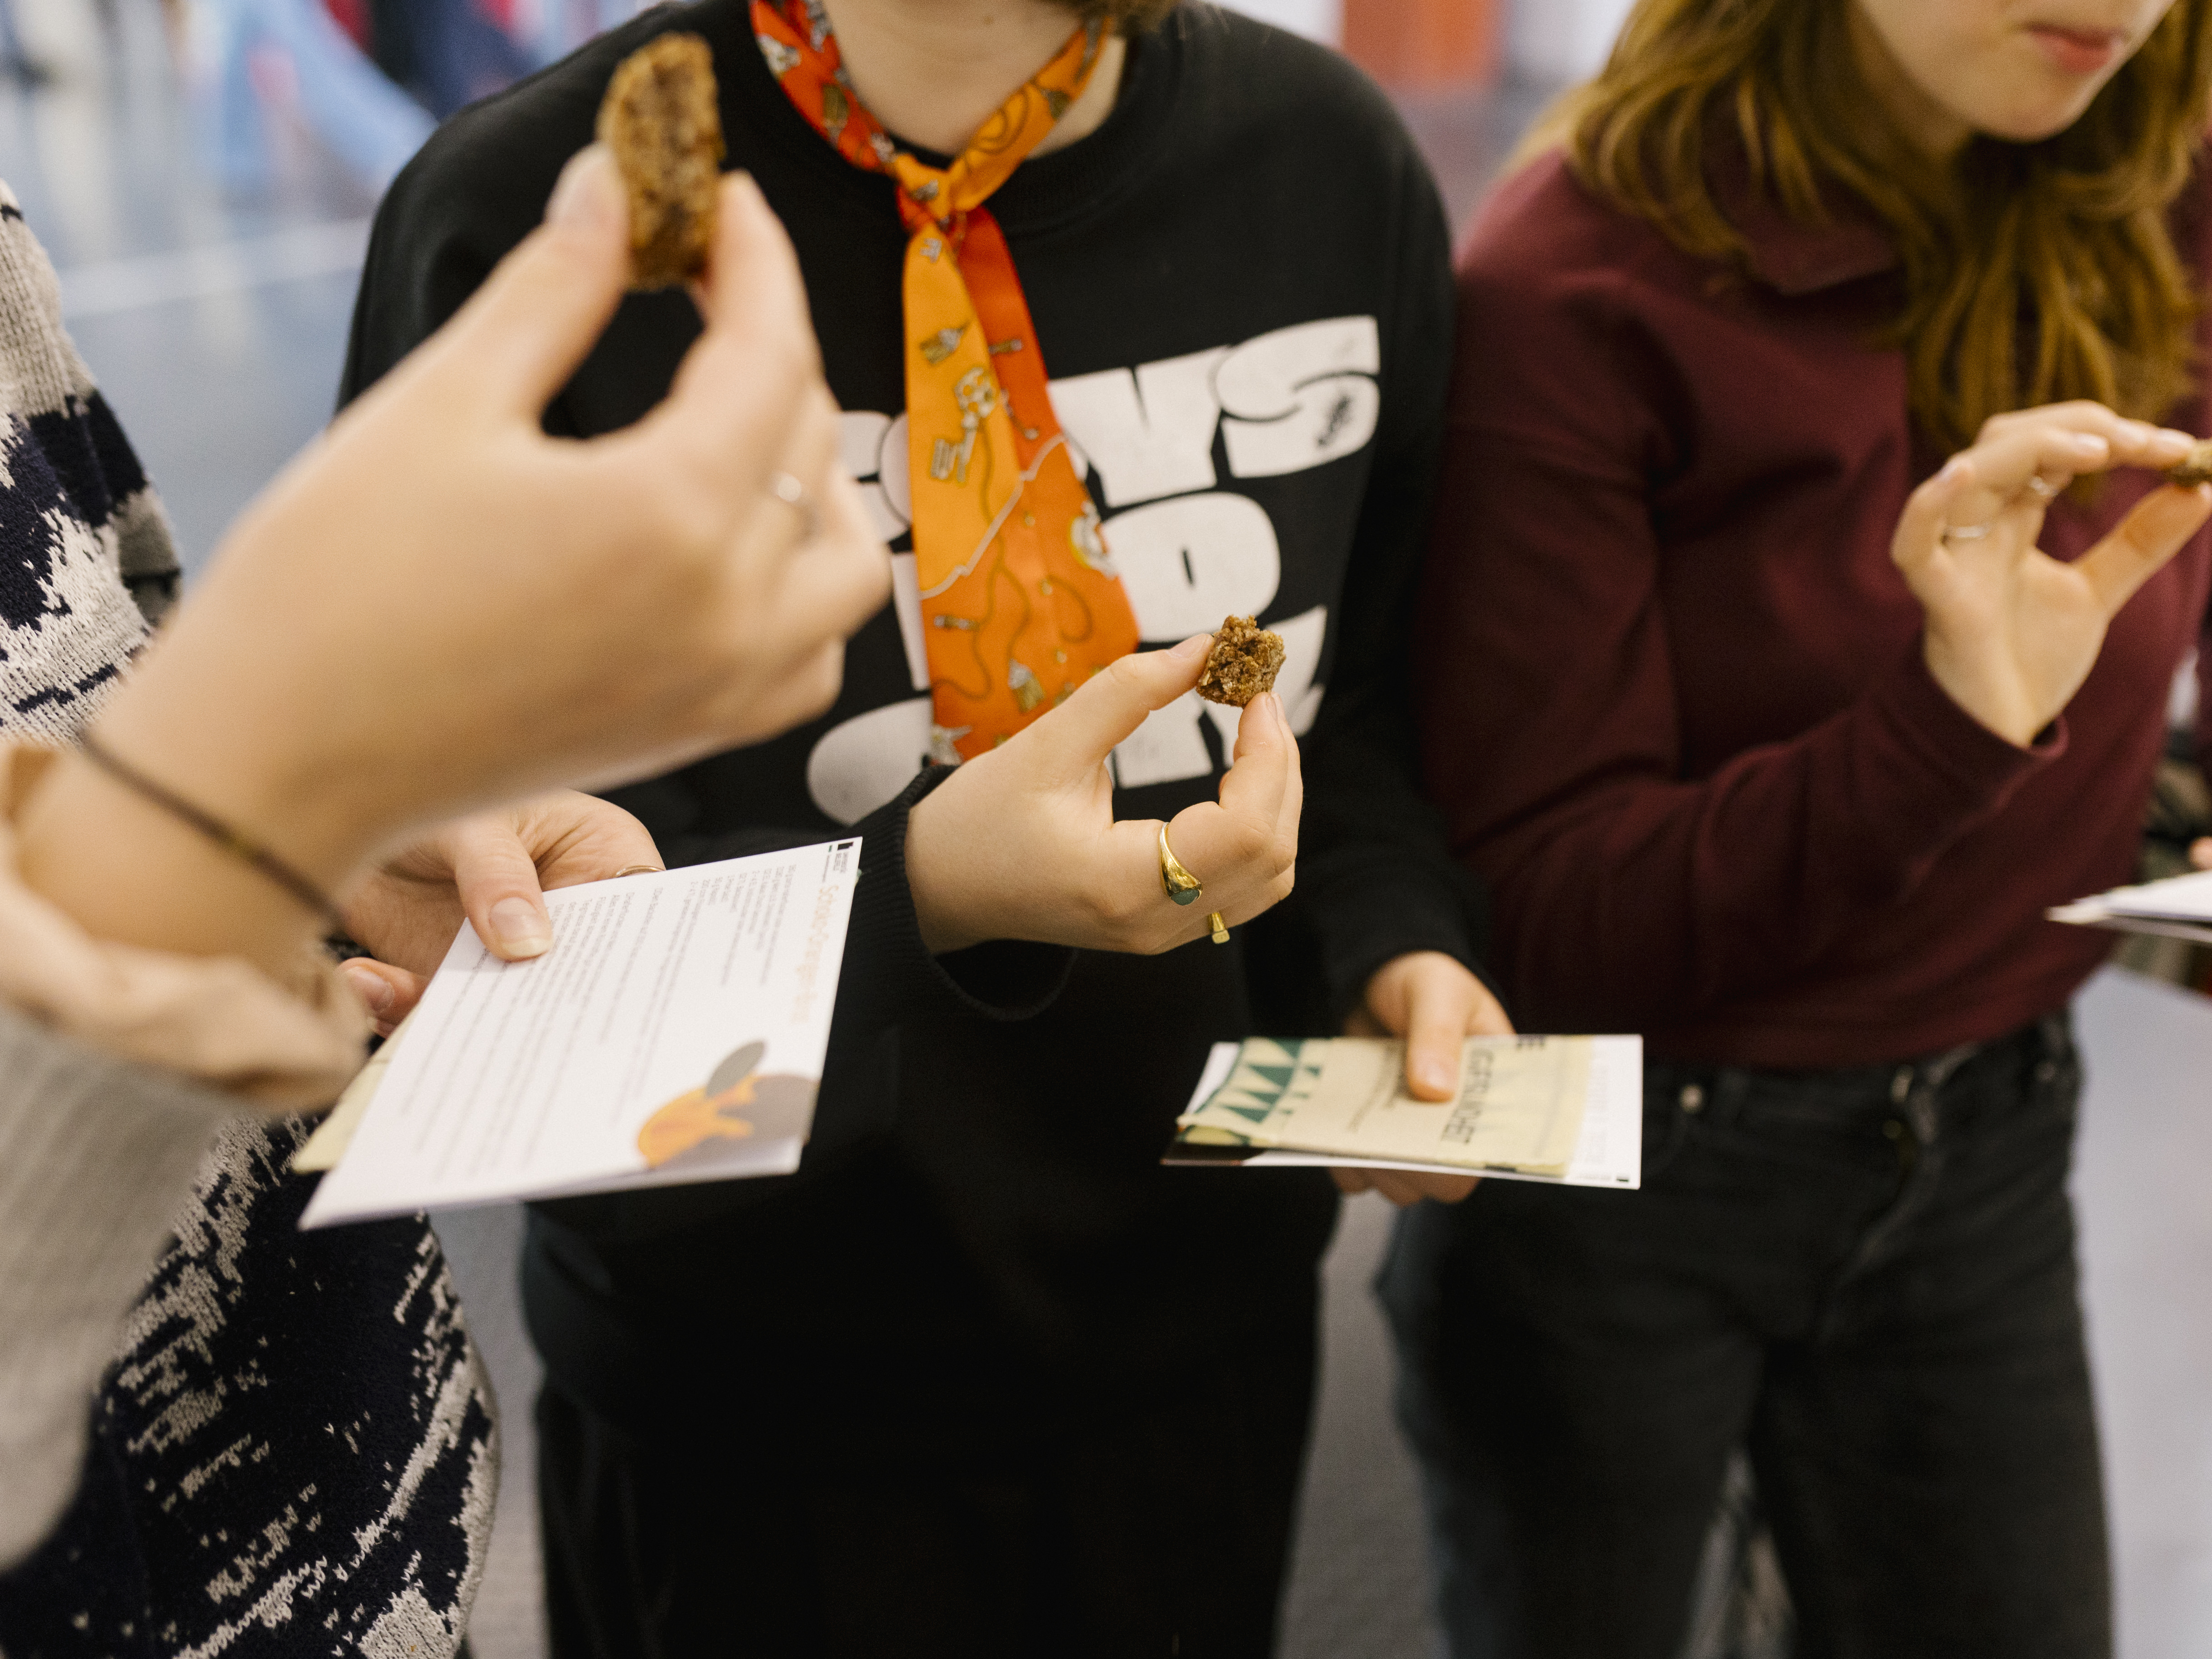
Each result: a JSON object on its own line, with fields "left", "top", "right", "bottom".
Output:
{"left": 1647, "top": 1010, "right": 2075, "bottom": 1119}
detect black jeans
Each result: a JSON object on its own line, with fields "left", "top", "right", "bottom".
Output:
{"left": 534, "top": 1304, "right": 1317, "bottom": 1659}
{"left": 1379, "top": 1014, "right": 2109, "bottom": 1659}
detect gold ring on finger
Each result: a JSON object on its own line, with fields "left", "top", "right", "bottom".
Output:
{"left": 1940, "top": 520, "right": 1993, "bottom": 545}
{"left": 613, "top": 864, "right": 665, "bottom": 878}
{"left": 769, "top": 470, "right": 820, "bottom": 542}
{"left": 1158, "top": 823, "right": 1203, "bottom": 907}
{"left": 1207, "top": 911, "right": 1229, "bottom": 945}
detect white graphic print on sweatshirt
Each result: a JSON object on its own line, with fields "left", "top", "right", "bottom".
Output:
{"left": 809, "top": 315, "right": 1378, "bottom": 825}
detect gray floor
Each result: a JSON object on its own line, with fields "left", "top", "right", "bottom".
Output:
{"left": 11, "top": 5, "right": 2212, "bottom": 1654}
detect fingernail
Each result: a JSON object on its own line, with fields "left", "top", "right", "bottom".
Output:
{"left": 546, "top": 145, "right": 620, "bottom": 233}
{"left": 1417, "top": 1056, "right": 1457, "bottom": 1096}
{"left": 1937, "top": 455, "right": 1969, "bottom": 484}
{"left": 1173, "top": 634, "right": 1212, "bottom": 662}
{"left": 488, "top": 897, "right": 553, "bottom": 958}
{"left": 341, "top": 962, "right": 393, "bottom": 1018}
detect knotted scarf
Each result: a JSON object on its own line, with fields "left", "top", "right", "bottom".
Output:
{"left": 753, "top": 1, "right": 1140, "bottom": 760}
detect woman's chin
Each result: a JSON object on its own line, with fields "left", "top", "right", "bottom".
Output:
{"left": 1971, "top": 90, "right": 2109, "bottom": 146}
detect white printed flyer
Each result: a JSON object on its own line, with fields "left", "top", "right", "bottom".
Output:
{"left": 300, "top": 840, "right": 861, "bottom": 1228}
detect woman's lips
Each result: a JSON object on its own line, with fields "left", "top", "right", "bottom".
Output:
{"left": 2026, "top": 23, "right": 2126, "bottom": 75}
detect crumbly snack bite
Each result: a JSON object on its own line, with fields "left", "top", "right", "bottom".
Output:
{"left": 596, "top": 34, "right": 724, "bottom": 290}
{"left": 2168, "top": 438, "right": 2212, "bottom": 488}
{"left": 1196, "top": 614, "right": 1287, "bottom": 708}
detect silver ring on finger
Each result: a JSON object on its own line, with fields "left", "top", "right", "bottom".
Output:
{"left": 768, "top": 470, "right": 819, "bottom": 543}
{"left": 2025, "top": 471, "right": 2062, "bottom": 501}
{"left": 1941, "top": 520, "right": 1994, "bottom": 545}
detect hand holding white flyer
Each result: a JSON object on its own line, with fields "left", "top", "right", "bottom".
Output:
{"left": 300, "top": 840, "right": 861, "bottom": 1228}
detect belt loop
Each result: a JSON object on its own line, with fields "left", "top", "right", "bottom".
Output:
{"left": 2038, "top": 1010, "right": 2074, "bottom": 1066}
{"left": 1713, "top": 1065, "right": 1751, "bottom": 1125}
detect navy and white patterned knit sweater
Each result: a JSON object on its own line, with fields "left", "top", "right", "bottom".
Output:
{"left": 0, "top": 182, "right": 498, "bottom": 1659}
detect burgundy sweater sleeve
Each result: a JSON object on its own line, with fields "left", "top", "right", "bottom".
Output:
{"left": 1416, "top": 202, "right": 2060, "bottom": 1036}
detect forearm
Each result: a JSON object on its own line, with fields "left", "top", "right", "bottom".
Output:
{"left": 14, "top": 589, "right": 421, "bottom": 980}
{"left": 836, "top": 767, "right": 1073, "bottom": 1031}
{"left": 15, "top": 750, "right": 338, "bottom": 982}
{"left": 0, "top": 1003, "right": 237, "bottom": 1570}
{"left": 1474, "top": 643, "right": 2056, "bottom": 1031}
{"left": 1296, "top": 721, "right": 1484, "bottom": 1024}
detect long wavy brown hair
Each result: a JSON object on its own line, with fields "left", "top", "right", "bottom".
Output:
{"left": 1532, "top": 0, "right": 2212, "bottom": 451}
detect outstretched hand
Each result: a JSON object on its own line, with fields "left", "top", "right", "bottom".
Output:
{"left": 337, "top": 791, "right": 660, "bottom": 1033}
{"left": 23, "top": 146, "right": 887, "bottom": 976}
{"left": 1332, "top": 950, "right": 1512, "bottom": 1208}
{"left": 1897, "top": 403, "right": 2212, "bottom": 748}
{"left": 905, "top": 635, "right": 1302, "bottom": 955}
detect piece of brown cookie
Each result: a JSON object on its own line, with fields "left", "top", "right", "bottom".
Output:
{"left": 596, "top": 34, "right": 724, "bottom": 290}
{"left": 1196, "top": 614, "right": 1287, "bottom": 708}
{"left": 2168, "top": 438, "right": 2212, "bottom": 488}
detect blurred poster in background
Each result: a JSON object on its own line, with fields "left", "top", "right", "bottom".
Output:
{"left": 177, "top": 0, "right": 658, "bottom": 192}
{"left": 147, "top": 0, "right": 1643, "bottom": 203}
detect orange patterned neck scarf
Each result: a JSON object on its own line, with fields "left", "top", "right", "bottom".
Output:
{"left": 753, "top": 2, "right": 1139, "bottom": 761}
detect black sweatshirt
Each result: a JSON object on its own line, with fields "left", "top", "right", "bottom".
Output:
{"left": 339, "top": 0, "right": 1475, "bottom": 1442}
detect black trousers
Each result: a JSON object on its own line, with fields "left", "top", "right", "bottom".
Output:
{"left": 1380, "top": 1013, "right": 2109, "bottom": 1659}
{"left": 534, "top": 1307, "right": 1317, "bottom": 1659}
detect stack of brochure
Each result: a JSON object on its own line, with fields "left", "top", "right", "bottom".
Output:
{"left": 1163, "top": 1033, "right": 1644, "bottom": 1190}
{"left": 2051, "top": 868, "right": 2212, "bottom": 945}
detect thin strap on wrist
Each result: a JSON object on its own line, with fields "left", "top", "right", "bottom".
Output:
{"left": 74, "top": 729, "right": 347, "bottom": 931}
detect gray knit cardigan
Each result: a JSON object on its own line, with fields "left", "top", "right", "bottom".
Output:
{"left": 0, "top": 181, "right": 496, "bottom": 1659}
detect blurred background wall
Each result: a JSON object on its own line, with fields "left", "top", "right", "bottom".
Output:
{"left": 6, "top": 1, "right": 2211, "bottom": 1654}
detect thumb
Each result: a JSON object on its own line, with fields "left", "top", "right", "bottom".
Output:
{"left": 2076, "top": 481, "right": 2212, "bottom": 616}
{"left": 449, "top": 820, "right": 556, "bottom": 960}
{"left": 1371, "top": 953, "right": 1489, "bottom": 1102}
{"left": 340, "top": 957, "right": 426, "bottom": 1034}
{"left": 433, "top": 145, "right": 630, "bottom": 422}
{"left": 1402, "top": 983, "right": 1470, "bottom": 1103}
{"left": 1020, "top": 635, "right": 1212, "bottom": 786}
{"left": 644, "top": 171, "right": 821, "bottom": 474}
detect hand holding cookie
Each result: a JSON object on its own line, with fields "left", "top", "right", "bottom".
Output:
{"left": 1896, "top": 402, "right": 2207, "bottom": 748}
{"left": 906, "top": 632, "right": 1303, "bottom": 957}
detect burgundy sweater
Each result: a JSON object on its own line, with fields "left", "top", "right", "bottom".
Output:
{"left": 1418, "top": 147, "right": 2212, "bottom": 1068}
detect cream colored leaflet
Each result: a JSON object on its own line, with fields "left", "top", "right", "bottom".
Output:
{"left": 291, "top": 1011, "right": 414, "bottom": 1173}
{"left": 301, "top": 841, "right": 860, "bottom": 1227}
{"left": 1168, "top": 1034, "right": 1644, "bottom": 1189}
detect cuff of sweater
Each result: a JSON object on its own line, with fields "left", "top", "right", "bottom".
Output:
{"left": 843, "top": 767, "right": 1075, "bottom": 1029}
{"left": 1858, "top": 642, "right": 2065, "bottom": 839}
{"left": 0, "top": 1001, "right": 238, "bottom": 1569}
{"left": 1302, "top": 862, "right": 1484, "bottom": 1029}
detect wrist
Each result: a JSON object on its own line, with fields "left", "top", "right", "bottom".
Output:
{"left": 95, "top": 639, "right": 404, "bottom": 886}
{"left": 905, "top": 789, "right": 989, "bottom": 954}
{"left": 1919, "top": 632, "right": 2041, "bottom": 749}
{"left": 16, "top": 751, "right": 335, "bottom": 975}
